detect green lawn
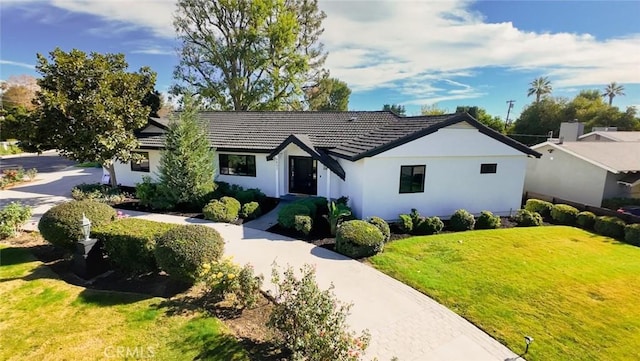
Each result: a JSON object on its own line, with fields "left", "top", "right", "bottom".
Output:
{"left": 0, "top": 245, "right": 248, "bottom": 361}
{"left": 369, "top": 226, "right": 640, "bottom": 360}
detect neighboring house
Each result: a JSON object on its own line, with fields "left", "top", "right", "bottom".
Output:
{"left": 115, "top": 111, "right": 540, "bottom": 220}
{"left": 525, "top": 138, "right": 640, "bottom": 207}
{"left": 578, "top": 130, "right": 640, "bottom": 142}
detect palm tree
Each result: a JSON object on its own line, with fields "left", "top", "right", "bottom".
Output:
{"left": 603, "top": 82, "right": 625, "bottom": 106}
{"left": 527, "top": 77, "right": 553, "bottom": 103}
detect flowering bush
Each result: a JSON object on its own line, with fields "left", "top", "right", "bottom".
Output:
{"left": 0, "top": 202, "right": 32, "bottom": 239}
{"left": 267, "top": 263, "right": 371, "bottom": 361}
{"left": 200, "top": 257, "right": 264, "bottom": 309}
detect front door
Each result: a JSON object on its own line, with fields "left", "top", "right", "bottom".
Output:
{"left": 289, "top": 156, "right": 317, "bottom": 195}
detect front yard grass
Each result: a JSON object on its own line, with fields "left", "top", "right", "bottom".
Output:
{"left": 0, "top": 245, "right": 248, "bottom": 361}
{"left": 369, "top": 226, "right": 640, "bottom": 361}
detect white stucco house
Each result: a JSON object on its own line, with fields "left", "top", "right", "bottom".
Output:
{"left": 114, "top": 111, "right": 540, "bottom": 220}
{"left": 525, "top": 139, "right": 640, "bottom": 207}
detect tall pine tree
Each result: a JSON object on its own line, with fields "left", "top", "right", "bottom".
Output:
{"left": 157, "top": 95, "right": 215, "bottom": 207}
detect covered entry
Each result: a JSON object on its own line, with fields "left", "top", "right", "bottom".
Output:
{"left": 289, "top": 156, "right": 317, "bottom": 195}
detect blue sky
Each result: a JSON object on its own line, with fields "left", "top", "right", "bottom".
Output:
{"left": 1, "top": 0, "right": 639, "bottom": 120}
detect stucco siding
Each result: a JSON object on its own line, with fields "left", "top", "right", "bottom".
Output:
{"left": 525, "top": 144, "right": 608, "bottom": 206}
{"left": 215, "top": 151, "right": 276, "bottom": 196}
{"left": 339, "top": 159, "right": 365, "bottom": 218}
{"left": 361, "top": 156, "right": 526, "bottom": 220}
{"left": 113, "top": 149, "right": 162, "bottom": 187}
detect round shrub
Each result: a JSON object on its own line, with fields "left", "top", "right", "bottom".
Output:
{"left": 398, "top": 214, "right": 413, "bottom": 234}
{"left": 155, "top": 224, "right": 225, "bottom": 283}
{"left": 278, "top": 203, "right": 311, "bottom": 229}
{"left": 335, "top": 220, "right": 384, "bottom": 258}
{"left": 576, "top": 211, "right": 596, "bottom": 230}
{"left": 235, "top": 188, "right": 266, "bottom": 205}
{"left": 93, "top": 218, "right": 177, "bottom": 274}
{"left": 513, "top": 209, "right": 543, "bottom": 227}
{"left": 369, "top": 216, "right": 390, "bottom": 243}
{"left": 294, "top": 215, "right": 313, "bottom": 236}
{"left": 414, "top": 216, "right": 444, "bottom": 235}
{"left": 475, "top": 210, "right": 501, "bottom": 230}
{"left": 624, "top": 224, "right": 640, "bottom": 246}
{"left": 203, "top": 196, "right": 240, "bottom": 223}
{"left": 550, "top": 204, "right": 579, "bottom": 226}
{"left": 240, "top": 201, "right": 262, "bottom": 220}
{"left": 524, "top": 199, "right": 553, "bottom": 218}
{"left": 449, "top": 209, "right": 475, "bottom": 231}
{"left": 594, "top": 216, "right": 626, "bottom": 239}
{"left": 39, "top": 200, "right": 116, "bottom": 250}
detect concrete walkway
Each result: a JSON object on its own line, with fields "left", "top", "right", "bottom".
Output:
{"left": 116, "top": 210, "right": 521, "bottom": 361}
{"left": 242, "top": 200, "right": 289, "bottom": 231}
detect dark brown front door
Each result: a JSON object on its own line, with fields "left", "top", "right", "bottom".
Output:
{"left": 289, "top": 156, "right": 317, "bottom": 195}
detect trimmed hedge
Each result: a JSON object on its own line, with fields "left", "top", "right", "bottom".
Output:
{"left": 525, "top": 199, "right": 553, "bottom": 218}
{"left": 240, "top": 201, "right": 262, "bottom": 220}
{"left": 235, "top": 188, "right": 266, "bottom": 205}
{"left": 294, "top": 215, "right": 313, "bottom": 236}
{"left": 335, "top": 220, "right": 384, "bottom": 258}
{"left": 414, "top": 216, "right": 444, "bottom": 235}
{"left": 624, "top": 224, "right": 640, "bottom": 246}
{"left": 594, "top": 216, "right": 626, "bottom": 239}
{"left": 369, "top": 217, "right": 390, "bottom": 243}
{"left": 39, "top": 200, "right": 116, "bottom": 250}
{"left": 203, "top": 196, "right": 240, "bottom": 223}
{"left": 576, "top": 211, "right": 597, "bottom": 230}
{"left": 475, "top": 211, "right": 501, "bottom": 230}
{"left": 550, "top": 204, "right": 579, "bottom": 226}
{"left": 449, "top": 209, "right": 475, "bottom": 231}
{"left": 93, "top": 218, "right": 177, "bottom": 274}
{"left": 398, "top": 214, "right": 413, "bottom": 234}
{"left": 154, "top": 224, "right": 225, "bottom": 283}
{"left": 513, "top": 209, "right": 543, "bottom": 227}
{"left": 278, "top": 203, "right": 311, "bottom": 229}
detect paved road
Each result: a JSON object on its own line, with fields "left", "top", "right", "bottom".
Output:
{"left": 0, "top": 152, "right": 78, "bottom": 173}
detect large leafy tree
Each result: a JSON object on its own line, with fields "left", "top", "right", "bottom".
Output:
{"left": 455, "top": 106, "right": 505, "bottom": 133}
{"left": 602, "top": 82, "right": 625, "bottom": 106}
{"left": 383, "top": 104, "right": 406, "bottom": 116}
{"left": 173, "top": 0, "right": 327, "bottom": 111}
{"left": 511, "top": 97, "right": 567, "bottom": 143}
{"left": 0, "top": 75, "right": 39, "bottom": 140}
{"left": 305, "top": 77, "right": 351, "bottom": 111}
{"left": 27, "top": 48, "right": 156, "bottom": 187}
{"left": 157, "top": 94, "right": 215, "bottom": 207}
{"left": 527, "top": 76, "right": 553, "bottom": 103}
{"left": 565, "top": 89, "right": 638, "bottom": 130}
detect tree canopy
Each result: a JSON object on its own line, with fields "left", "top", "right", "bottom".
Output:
{"left": 305, "top": 77, "right": 351, "bottom": 111}
{"left": 173, "top": 0, "right": 327, "bottom": 111}
{"left": 420, "top": 104, "right": 448, "bottom": 115}
{"left": 527, "top": 76, "right": 552, "bottom": 103}
{"left": 382, "top": 104, "right": 406, "bottom": 116}
{"left": 455, "top": 106, "right": 505, "bottom": 133}
{"left": 26, "top": 48, "right": 156, "bottom": 186}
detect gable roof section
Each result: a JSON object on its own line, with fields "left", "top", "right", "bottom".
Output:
{"left": 267, "top": 134, "right": 346, "bottom": 180}
{"left": 136, "top": 111, "right": 540, "bottom": 160}
{"left": 578, "top": 131, "right": 640, "bottom": 142}
{"left": 533, "top": 141, "right": 640, "bottom": 173}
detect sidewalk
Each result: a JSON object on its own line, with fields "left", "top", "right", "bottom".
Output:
{"left": 119, "top": 210, "right": 521, "bottom": 361}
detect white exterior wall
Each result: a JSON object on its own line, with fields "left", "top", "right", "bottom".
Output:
{"left": 113, "top": 149, "right": 162, "bottom": 187}
{"left": 359, "top": 125, "right": 529, "bottom": 220}
{"left": 339, "top": 159, "right": 365, "bottom": 217}
{"left": 215, "top": 151, "right": 277, "bottom": 196}
{"left": 524, "top": 144, "right": 608, "bottom": 206}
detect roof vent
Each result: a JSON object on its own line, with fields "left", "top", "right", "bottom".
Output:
{"left": 348, "top": 116, "right": 357, "bottom": 122}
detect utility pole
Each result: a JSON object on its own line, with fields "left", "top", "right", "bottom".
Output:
{"left": 505, "top": 100, "right": 515, "bottom": 127}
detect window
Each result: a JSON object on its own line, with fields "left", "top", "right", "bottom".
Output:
{"left": 399, "top": 165, "right": 425, "bottom": 193}
{"left": 480, "top": 163, "right": 497, "bottom": 174}
{"left": 219, "top": 154, "right": 256, "bottom": 177}
{"left": 130, "top": 152, "right": 150, "bottom": 172}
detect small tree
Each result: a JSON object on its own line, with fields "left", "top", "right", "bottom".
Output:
{"left": 157, "top": 94, "right": 215, "bottom": 207}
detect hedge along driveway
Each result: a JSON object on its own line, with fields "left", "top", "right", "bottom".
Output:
{"left": 369, "top": 226, "right": 640, "bottom": 361}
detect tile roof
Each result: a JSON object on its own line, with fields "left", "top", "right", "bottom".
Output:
{"left": 138, "top": 111, "right": 539, "bottom": 160}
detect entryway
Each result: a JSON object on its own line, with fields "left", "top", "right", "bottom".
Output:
{"left": 289, "top": 156, "right": 317, "bottom": 195}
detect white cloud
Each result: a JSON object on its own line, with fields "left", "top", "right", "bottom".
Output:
{"left": 0, "top": 60, "right": 35, "bottom": 70}
{"left": 6, "top": 0, "right": 639, "bottom": 105}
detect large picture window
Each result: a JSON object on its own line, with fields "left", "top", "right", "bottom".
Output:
{"left": 130, "top": 152, "right": 150, "bottom": 172}
{"left": 219, "top": 154, "right": 256, "bottom": 177}
{"left": 399, "top": 165, "right": 425, "bottom": 193}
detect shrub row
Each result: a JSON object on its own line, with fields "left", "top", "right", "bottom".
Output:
{"left": 209, "top": 182, "right": 266, "bottom": 205}
{"left": 398, "top": 208, "right": 501, "bottom": 234}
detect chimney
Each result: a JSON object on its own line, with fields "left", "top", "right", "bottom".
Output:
{"left": 559, "top": 121, "right": 584, "bottom": 142}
